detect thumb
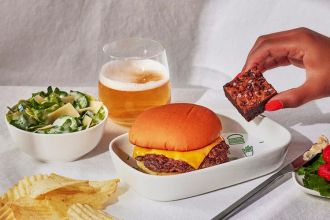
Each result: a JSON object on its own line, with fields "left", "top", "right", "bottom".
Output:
{"left": 265, "top": 82, "right": 315, "bottom": 111}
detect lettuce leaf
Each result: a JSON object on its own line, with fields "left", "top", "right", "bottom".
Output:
{"left": 6, "top": 86, "right": 104, "bottom": 133}
{"left": 297, "top": 154, "right": 330, "bottom": 197}
{"left": 297, "top": 154, "right": 325, "bottom": 175}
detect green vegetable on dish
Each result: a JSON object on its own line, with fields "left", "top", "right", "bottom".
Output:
{"left": 297, "top": 154, "right": 330, "bottom": 197}
{"left": 6, "top": 86, "right": 106, "bottom": 134}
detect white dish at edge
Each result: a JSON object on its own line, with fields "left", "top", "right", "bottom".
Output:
{"left": 292, "top": 172, "right": 329, "bottom": 198}
{"left": 109, "top": 109, "right": 291, "bottom": 201}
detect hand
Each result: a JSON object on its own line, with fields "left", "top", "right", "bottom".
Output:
{"left": 242, "top": 27, "right": 330, "bottom": 110}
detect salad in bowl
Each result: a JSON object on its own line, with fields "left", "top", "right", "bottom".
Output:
{"left": 5, "top": 87, "right": 108, "bottom": 162}
{"left": 6, "top": 86, "right": 106, "bottom": 134}
{"left": 295, "top": 135, "right": 330, "bottom": 198}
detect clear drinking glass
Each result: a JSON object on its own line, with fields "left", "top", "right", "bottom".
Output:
{"left": 98, "top": 38, "right": 171, "bottom": 127}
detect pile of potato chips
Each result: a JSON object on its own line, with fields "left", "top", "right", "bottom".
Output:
{"left": 0, "top": 173, "right": 119, "bottom": 220}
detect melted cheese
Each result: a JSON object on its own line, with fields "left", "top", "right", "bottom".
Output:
{"left": 133, "top": 137, "right": 224, "bottom": 169}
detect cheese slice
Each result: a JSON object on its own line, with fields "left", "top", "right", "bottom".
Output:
{"left": 61, "top": 95, "right": 74, "bottom": 104}
{"left": 34, "top": 95, "right": 45, "bottom": 103}
{"left": 133, "top": 137, "right": 224, "bottom": 169}
{"left": 47, "top": 103, "right": 80, "bottom": 123}
{"left": 303, "top": 135, "right": 328, "bottom": 161}
{"left": 89, "top": 101, "right": 103, "bottom": 113}
{"left": 82, "top": 115, "right": 92, "bottom": 128}
{"left": 35, "top": 124, "right": 54, "bottom": 131}
{"left": 78, "top": 101, "right": 103, "bottom": 113}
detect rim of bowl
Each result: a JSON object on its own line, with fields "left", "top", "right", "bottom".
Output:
{"left": 5, "top": 105, "right": 108, "bottom": 136}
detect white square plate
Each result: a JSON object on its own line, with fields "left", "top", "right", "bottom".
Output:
{"left": 109, "top": 109, "right": 291, "bottom": 201}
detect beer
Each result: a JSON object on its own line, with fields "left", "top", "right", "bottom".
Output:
{"left": 99, "top": 59, "right": 171, "bottom": 126}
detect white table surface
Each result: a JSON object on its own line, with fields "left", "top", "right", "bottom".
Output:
{"left": 0, "top": 86, "right": 329, "bottom": 220}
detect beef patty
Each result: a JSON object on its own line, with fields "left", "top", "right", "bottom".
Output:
{"left": 135, "top": 141, "right": 229, "bottom": 173}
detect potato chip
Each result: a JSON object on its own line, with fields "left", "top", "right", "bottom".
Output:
{"left": 1, "top": 174, "right": 49, "bottom": 203}
{"left": 0, "top": 197, "right": 65, "bottom": 220}
{"left": 0, "top": 203, "right": 15, "bottom": 220}
{"left": 30, "top": 173, "right": 87, "bottom": 199}
{"left": 55, "top": 182, "right": 96, "bottom": 194}
{"left": 0, "top": 197, "right": 4, "bottom": 208}
{"left": 0, "top": 174, "right": 121, "bottom": 220}
{"left": 44, "top": 179, "right": 120, "bottom": 210}
{"left": 67, "top": 203, "right": 115, "bottom": 220}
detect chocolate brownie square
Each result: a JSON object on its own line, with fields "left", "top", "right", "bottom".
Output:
{"left": 223, "top": 68, "right": 277, "bottom": 121}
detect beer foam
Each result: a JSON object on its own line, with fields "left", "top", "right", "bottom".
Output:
{"left": 99, "top": 59, "right": 169, "bottom": 91}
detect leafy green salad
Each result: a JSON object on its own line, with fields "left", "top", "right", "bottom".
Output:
{"left": 297, "top": 154, "right": 330, "bottom": 197}
{"left": 6, "top": 86, "right": 106, "bottom": 134}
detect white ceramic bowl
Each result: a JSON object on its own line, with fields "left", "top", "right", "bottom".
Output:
{"left": 5, "top": 107, "right": 108, "bottom": 162}
{"left": 292, "top": 172, "right": 329, "bottom": 199}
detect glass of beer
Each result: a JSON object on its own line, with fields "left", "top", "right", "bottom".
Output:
{"left": 98, "top": 38, "right": 171, "bottom": 126}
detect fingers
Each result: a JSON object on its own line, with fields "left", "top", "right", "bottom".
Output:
{"left": 242, "top": 28, "right": 330, "bottom": 111}
{"left": 265, "top": 82, "right": 317, "bottom": 110}
{"left": 242, "top": 29, "right": 307, "bottom": 73}
{"left": 247, "top": 32, "right": 288, "bottom": 60}
{"left": 242, "top": 38, "right": 294, "bottom": 73}
{"left": 248, "top": 28, "right": 303, "bottom": 56}
{"left": 257, "top": 56, "right": 291, "bottom": 72}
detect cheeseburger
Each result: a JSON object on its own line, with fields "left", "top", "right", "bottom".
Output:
{"left": 129, "top": 103, "right": 229, "bottom": 175}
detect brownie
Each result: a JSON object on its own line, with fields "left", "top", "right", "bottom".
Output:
{"left": 223, "top": 68, "right": 277, "bottom": 121}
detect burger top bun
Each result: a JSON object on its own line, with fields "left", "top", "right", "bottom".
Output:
{"left": 129, "top": 103, "right": 222, "bottom": 151}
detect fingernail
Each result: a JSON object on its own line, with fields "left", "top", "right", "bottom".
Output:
{"left": 265, "top": 100, "right": 283, "bottom": 111}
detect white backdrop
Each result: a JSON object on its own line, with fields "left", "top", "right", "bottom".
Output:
{"left": 1, "top": 1, "right": 330, "bottom": 219}
{"left": 0, "top": 0, "right": 329, "bottom": 89}
{"left": 0, "top": 0, "right": 203, "bottom": 86}
{"left": 190, "top": 0, "right": 330, "bottom": 92}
